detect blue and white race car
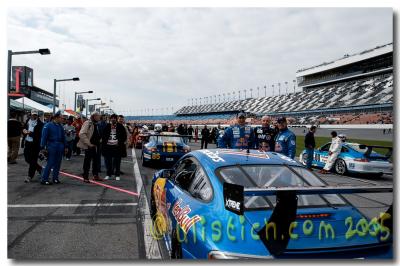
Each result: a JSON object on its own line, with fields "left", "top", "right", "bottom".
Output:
{"left": 150, "top": 149, "right": 392, "bottom": 259}
{"left": 142, "top": 132, "right": 191, "bottom": 167}
{"left": 299, "top": 142, "right": 393, "bottom": 176}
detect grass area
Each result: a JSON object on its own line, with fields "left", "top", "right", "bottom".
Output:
{"left": 295, "top": 136, "right": 393, "bottom": 157}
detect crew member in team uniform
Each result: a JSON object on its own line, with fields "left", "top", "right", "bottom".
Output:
{"left": 274, "top": 117, "right": 296, "bottom": 159}
{"left": 254, "top": 115, "right": 277, "bottom": 152}
{"left": 218, "top": 111, "right": 255, "bottom": 149}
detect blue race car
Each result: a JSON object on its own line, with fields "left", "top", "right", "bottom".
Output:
{"left": 150, "top": 149, "right": 392, "bottom": 259}
{"left": 299, "top": 142, "right": 393, "bottom": 176}
{"left": 142, "top": 132, "right": 191, "bottom": 167}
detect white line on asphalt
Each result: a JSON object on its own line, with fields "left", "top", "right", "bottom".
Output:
{"left": 131, "top": 149, "right": 162, "bottom": 259}
{"left": 8, "top": 203, "right": 138, "bottom": 208}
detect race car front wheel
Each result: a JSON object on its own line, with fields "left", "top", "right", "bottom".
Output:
{"left": 171, "top": 228, "right": 183, "bottom": 259}
{"left": 335, "top": 159, "right": 347, "bottom": 175}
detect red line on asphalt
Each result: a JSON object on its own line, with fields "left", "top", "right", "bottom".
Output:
{"left": 59, "top": 171, "right": 140, "bottom": 197}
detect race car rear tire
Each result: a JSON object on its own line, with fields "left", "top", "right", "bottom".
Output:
{"left": 334, "top": 159, "right": 347, "bottom": 175}
{"left": 171, "top": 228, "right": 183, "bottom": 259}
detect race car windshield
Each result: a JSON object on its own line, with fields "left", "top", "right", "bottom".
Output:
{"left": 217, "top": 165, "right": 346, "bottom": 209}
{"left": 150, "top": 136, "right": 183, "bottom": 144}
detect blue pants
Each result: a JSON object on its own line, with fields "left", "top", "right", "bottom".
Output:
{"left": 42, "top": 143, "right": 64, "bottom": 182}
{"left": 306, "top": 148, "right": 314, "bottom": 168}
{"left": 66, "top": 140, "right": 74, "bottom": 159}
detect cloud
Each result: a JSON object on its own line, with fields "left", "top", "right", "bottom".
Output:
{"left": 7, "top": 7, "right": 393, "bottom": 115}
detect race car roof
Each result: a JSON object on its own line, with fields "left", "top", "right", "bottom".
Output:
{"left": 191, "top": 149, "right": 300, "bottom": 169}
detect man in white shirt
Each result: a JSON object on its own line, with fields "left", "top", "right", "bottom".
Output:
{"left": 320, "top": 131, "right": 343, "bottom": 174}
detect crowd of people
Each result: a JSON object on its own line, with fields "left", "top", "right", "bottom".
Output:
{"left": 8, "top": 109, "right": 354, "bottom": 184}
{"left": 7, "top": 110, "right": 132, "bottom": 184}
{"left": 132, "top": 111, "right": 348, "bottom": 175}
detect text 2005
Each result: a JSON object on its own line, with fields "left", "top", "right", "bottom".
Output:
{"left": 345, "top": 213, "right": 391, "bottom": 241}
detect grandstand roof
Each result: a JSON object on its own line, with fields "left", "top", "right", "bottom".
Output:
{"left": 296, "top": 43, "right": 392, "bottom": 77}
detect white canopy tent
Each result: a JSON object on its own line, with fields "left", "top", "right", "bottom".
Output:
{"left": 15, "top": 97, "right": 69, "bottom": 115}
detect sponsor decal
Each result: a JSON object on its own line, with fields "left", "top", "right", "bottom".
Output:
{"left": 152, "top": 153, "right": 161, "bottom": 159}
{"left": 225, "top": 199, "right": 241, "bottom": 211}
{"left": 199, "top": 150, "right": 225, "bottom": 162}
{"left": 277, "top": 153, "right": 296, "bottom": 163}
{"left": 172, "top": 199, "right": 201, "bottom": 234}
{"left": 143, "top": 153, "right": 151, "bottom": 159}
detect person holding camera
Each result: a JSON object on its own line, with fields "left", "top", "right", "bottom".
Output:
{"left": 22, "top": 110, "right": 44, "bottom": 183}
{"left": 64, "top": 116, "right": 76, "bottom": 161}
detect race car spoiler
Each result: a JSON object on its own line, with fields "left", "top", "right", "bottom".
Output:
{"left": 358, "top": 144, "right": 392, "bottom": 158}
{"left": 223, "top": 182, "right": 393, "bottom": 215}
{"left": 223, "top": 182, "right": 393, "bottom": 256}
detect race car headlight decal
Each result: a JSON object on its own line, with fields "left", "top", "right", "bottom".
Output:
{"left": 208, "top": 250, "right": 273, "bottom": 259}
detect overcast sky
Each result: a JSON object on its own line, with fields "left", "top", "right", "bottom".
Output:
{"left": 7, "top": 8, "right": 392, "bottom": 115}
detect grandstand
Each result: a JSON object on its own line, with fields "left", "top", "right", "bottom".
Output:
{"left": 127, "top": 43, "right": 393, "bottom": 126}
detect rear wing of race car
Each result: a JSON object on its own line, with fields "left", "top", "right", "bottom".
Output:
{"left": 223, "top": 182, "right": 393, "bottom": 215}
{"left": 223, "top": 182, "right": 393, "bottom": 256}
{"left": 358, "top": 144, "right": 393, "bottom": 158}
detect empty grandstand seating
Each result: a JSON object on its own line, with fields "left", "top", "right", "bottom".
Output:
{"left": 126, "top": 73, "right": 392, "bottom": 126}
{"left": 174, "top": 73, "right": 393, "bottom": 116}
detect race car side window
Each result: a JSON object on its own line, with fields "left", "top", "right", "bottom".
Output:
{"left": 187, "top": 167, "right": 212, "bottom": 201}
{"left": 341, "top": 146, "right": 349, "bottom": 153}
{"left": 320, "top": 143, "right": 331, "bottom": 152}
{"left": 174, "top": 158, "right": 197, "bottom": 191}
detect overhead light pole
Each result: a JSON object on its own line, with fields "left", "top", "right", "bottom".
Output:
{"left": 7, "top": 48, "right": 51, "bottom": 118}
{"left": 85, "top": 98, "right": 101, "bottom": 118}
{"left": 53, "top": 77, "right": 80, "bottom": 115}
{"left": 73, "top": 89, "right": 92, "bottom": 113}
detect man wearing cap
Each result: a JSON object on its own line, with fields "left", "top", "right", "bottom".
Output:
{"left": 274, "top": 117, "right": 296, "bottom": 159}
{"left": 22, "top": 110, "right": 44, "bottom": 183}
{"left": 218, "top": 111, "right": 255, "bottom": 149}
{"left": 254, "top": 115, "right": 277, "bottom": 152}
{"left": 77, "top": 111, "right": 103, "bottom": 183}
{"left": 40, "top": 111, "right": 66, "bottom": 185}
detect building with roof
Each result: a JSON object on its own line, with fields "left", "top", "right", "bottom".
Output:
{"left": 295, "top": 43, "right": 393, "bottom": 90}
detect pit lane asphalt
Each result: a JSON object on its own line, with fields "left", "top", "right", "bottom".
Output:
{"left": 8, "top": 150, "right": 145, "bottom": 260}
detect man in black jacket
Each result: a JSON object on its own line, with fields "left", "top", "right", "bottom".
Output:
{"left": 254, "top": 115, "right": 277, "bottom": 152}
{"left": 102, "top": 114, "right": 127, "bottom": 181}
{"left": 8, "top": 112, "right": 23, "bottom": 164}
{"left": 22, "top": 110, "right": 44, "bottom": 183}
{"left": 200, "top": 125, "right": 210, "bottom": 149}
{"left": 304, "top": 125, "right": 317, "bottom": 169}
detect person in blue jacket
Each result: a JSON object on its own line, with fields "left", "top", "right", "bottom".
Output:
{"left": 218, "top": 111, "right": 255, "bottom": 149}
{"left": 40, "top": 111, "right": 66, "bottom": 185}
{"left": 274, "top": 117, "right": 296, "bottom": 159}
